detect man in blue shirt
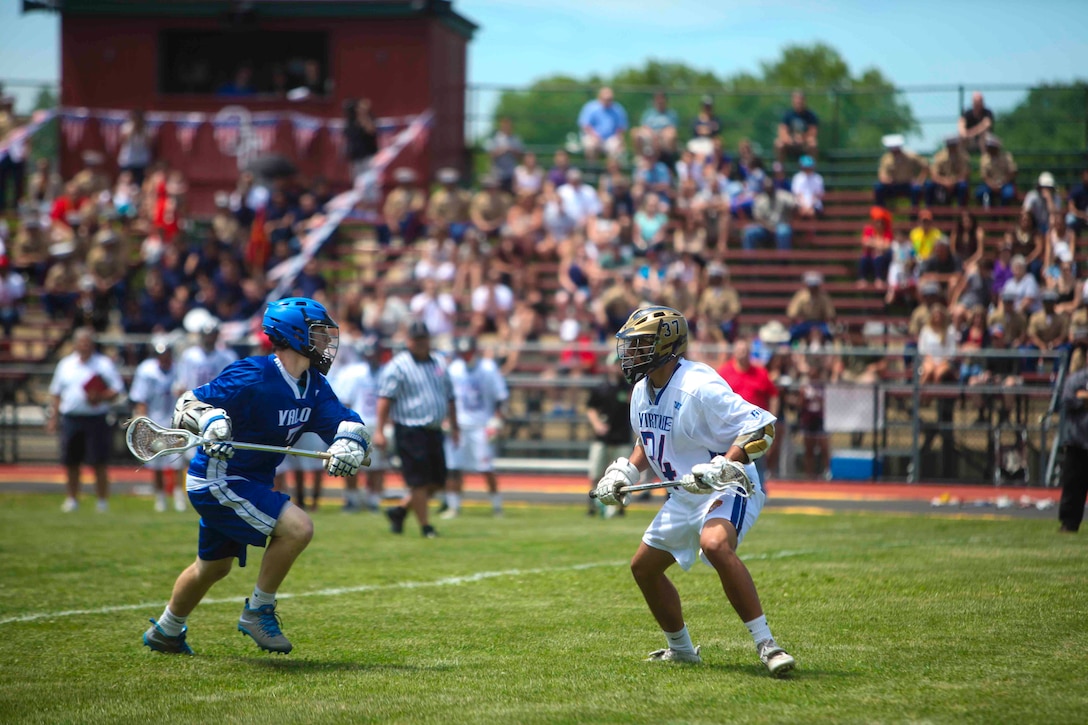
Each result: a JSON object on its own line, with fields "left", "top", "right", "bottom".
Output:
{"left": 633, "top": 91, "right": 679, "bottom": 160}
{"left": 1066, "top": 167, "right": 1088, "bottom": 237}
{"left": 142, "top": 297, "right": 371, "bottom": 656}
{"left": 578, "top": 87, "right": 628, "bottom": 161}
{"left": 775, "top": 91, "right": 819, "bottom": 163}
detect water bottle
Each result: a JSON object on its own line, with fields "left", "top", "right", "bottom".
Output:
{"left": 751, "top": 338, "right": 764, "bottom": 364}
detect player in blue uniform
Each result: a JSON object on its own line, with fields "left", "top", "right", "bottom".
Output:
{"left": 143, "top": 297, "right": 371, "bottom": 655}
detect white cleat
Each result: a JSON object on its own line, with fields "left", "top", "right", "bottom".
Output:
{"left": 95, "top": 499, "right": 109, "bottom": 514}
{"left": 439, "top": 509, "right": 459, "bottom": 520}
{"left": 645, "top": 645, "right": 702, "bottom": 664}
{"left": 173, "top": 490, "right": 187, "bottom": 512}
{"left": 757, "top": 638, "right": 795, "bottom": 677}
{"left": 154, "top": 495, "right": 167, "bottom": 513}
{"left": 60, "top": 497, "right": 78, "bottom": 513}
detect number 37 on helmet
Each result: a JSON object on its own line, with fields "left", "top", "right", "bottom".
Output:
{"left": 615, "top": 306, "right": 689, "bottom": 385}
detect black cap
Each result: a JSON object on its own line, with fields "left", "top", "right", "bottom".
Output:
{"left": 408, "top": 320, "right": 430, "bottom": 338}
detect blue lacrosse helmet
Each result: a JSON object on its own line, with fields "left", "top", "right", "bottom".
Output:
{"left": 262, "top": 297, "right": 339, "bottom": 374}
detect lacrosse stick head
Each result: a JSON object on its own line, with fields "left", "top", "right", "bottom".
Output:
{"left": 125, "top": 417, "right": 198, "bottom": 462}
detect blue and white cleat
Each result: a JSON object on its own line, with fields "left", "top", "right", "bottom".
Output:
{"left": 238, "top": 598, "right": 293, "bottom": 654}
{"left": 143, "top": 618, "right": 194, "bottom": 655}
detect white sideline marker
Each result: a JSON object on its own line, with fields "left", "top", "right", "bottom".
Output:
{"left": 0, "top": 549, "right": 817, "bottom": 627}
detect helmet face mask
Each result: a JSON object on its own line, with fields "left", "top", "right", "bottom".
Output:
{"left": 263, "top": 297, "right": 340, "bottom": 375}
{"left": 615, "top": 306, "right": 688, "bottom": 385}
{"left": 308, "top": 323, "right": 339, "bottom": 375}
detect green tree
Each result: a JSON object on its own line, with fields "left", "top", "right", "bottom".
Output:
{"left": 997, "top": 83, "right": 1088, "bottom": 152}
{"left": 487, "top": 43, "right": 918, "bottom": 156}
{"left": 29, "top": 85, "right": 58, "bottom": 166}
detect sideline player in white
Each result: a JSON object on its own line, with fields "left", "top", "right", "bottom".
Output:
{"left": 173, "top": 311, "right": 238, "bottom": 399}
{"left": 593, "top": 306, "right": 795, "bottom": 676}
{"left": 330, "top": 335, "right": 389, "bottom": 512}
{"left": 142, "top": 297, "right": 371, "bottom": 656}
{"left": 129, "top": 336, "right": 187, "bottom": 512}
{"left": 442, "top": 336, "right": 508, "bottom": 518}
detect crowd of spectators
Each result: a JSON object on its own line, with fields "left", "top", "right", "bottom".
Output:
{"left": 1, "top": 87, "right": 1085, "bottom": 417}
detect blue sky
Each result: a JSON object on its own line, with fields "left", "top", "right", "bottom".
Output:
{"left": 3, "top": 0, "right": 1086, "bottom": 148}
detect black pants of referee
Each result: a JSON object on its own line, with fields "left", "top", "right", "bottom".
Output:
{"left": 1058, "top": 445, "right": 1088, "bottom": 532}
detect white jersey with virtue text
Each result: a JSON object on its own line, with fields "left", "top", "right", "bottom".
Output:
{"left": 447, "top": 357, "right": 508, "bottom": 429}
{"left": 630, "top": 359, "right": 776, "bottom": 501}
{"left": 174, "top": 345, "right": 238, "bottom": 395}
{"left": 331, "top": 360, "right": 381, "bottom": 424}
{"left": 129, "top": 358, "right": 178, "bottom": 425}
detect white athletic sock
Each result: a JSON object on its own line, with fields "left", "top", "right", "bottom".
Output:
{"left": 447, "top": 493, "right": 461, "bottom": 512}
{"left": 366, "top": 492, "right": 381, "bottom": 509}
{"left": 251, "top": 586, "right": 276, "bottom": 608}
{"left": 491, "top": 493, "right": 502, "bottom": 510}
{"left": 158, "top": 607, "right": 187, "bottom": 637}
{"left": 665, "top": 625, "right": 696, "bottom": 654}
{"left": 744, "top": 615, "right": 772, "bottom": 646}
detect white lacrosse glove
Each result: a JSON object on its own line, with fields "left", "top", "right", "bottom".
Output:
{"left": 593, "top": 457, "right": 639, "bottom": 506}
{"left": 680, "top": 456, "right": 753, "bottom": 497}
{"left": 198, "top": 408, "right": 234, "bottom": 460}
{"left": 326, "top": 421, "right": 371, "bottom": 477}
{"left": 485, "top": 415, "right": 504, "bottom": 442}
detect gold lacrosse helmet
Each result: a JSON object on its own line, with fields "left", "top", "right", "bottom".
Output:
{"left": 615, "top": 305, "right": 689, "bottom": 384}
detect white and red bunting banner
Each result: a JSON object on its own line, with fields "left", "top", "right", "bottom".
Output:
{"left": 97, "top": 114, "right": 126, "bottom": 154}
{"left": 174, "top": 113, "right": 206, "bottom": 153}
{"left": 325, "top": 118, "right": 345, "bottom": 158}
{"left": 60, "top": 108, "right": 90, "bottom": 148}
{"left": 291, "top": 114, "right": 322, "bottom": 153}
{"left": 251, "top": 116, "right": 279, "bottom": 153}
{"left": 144, "top": 112, "right": 168, "bottom": 143}
{"left": 212, "top": 118, "right": 241, "bottom": 156}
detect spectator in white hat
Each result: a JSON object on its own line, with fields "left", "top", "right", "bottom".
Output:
{"left": 1022, "top": 171, "right": 1061, "bottom": 234}
{"left": 874, "top": 134, "right": 928, "bottom": 208}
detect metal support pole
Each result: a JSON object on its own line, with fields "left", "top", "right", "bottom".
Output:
{"left": 910, "top": 354, "right": 922, "bottom": 483}
{"left": 871, "top": 383, "right": 879, "bottom": 482}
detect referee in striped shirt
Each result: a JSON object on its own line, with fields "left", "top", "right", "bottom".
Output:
{"left": 374, "top": 320, "right": 459, "bottom": 538}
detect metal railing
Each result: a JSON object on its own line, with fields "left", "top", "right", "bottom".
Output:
{"left": 0, "top": 341, "right": 1071, "bottom": 486}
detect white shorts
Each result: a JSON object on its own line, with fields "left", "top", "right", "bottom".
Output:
{"left": 144, "top": 452, "right": 186, "bottom": 472}
{"left": 444, "top": 427, "right": 494, "bottom": 472}
{"left": 641, "top": 462, "right": 765, "bottom": 571}
{"left": 275, "top": 432, "right": 326, "bottom": 474}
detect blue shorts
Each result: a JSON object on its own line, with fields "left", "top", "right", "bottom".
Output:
{"left": 188, "top": 476, "right": 290, "bottom": 567}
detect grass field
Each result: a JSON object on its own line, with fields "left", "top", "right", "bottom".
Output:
{"left": 1, "top": 493, "right": 1086, "bottom": 724}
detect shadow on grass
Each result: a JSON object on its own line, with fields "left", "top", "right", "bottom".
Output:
{"left": 226, "top": 656, "right": 453, "bottom": 673}
{"left": 701, "top": 662, "right": 858, "bottom": 681}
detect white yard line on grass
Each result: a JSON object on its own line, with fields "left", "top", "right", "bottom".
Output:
{"left": 0, "top": 549, "right": 818, "bottom": 626}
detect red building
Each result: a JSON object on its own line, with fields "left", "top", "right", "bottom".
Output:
{"left": 25, "top": 0, "right": 476, "bottom": 213}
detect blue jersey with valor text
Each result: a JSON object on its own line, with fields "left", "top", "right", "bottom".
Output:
{"left": 188, "top": 354, "right": 362, "bottom": 486}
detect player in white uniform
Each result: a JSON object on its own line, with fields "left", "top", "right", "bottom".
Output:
{"left": 330, "top": 336, "right": 389, "bottom": 512}
{"left": 593, "top": 306, "right": 795, "bottom": 676}
{"left": 129, "top": 337, "right": 186, "bottom": 512}
{"left": 442, "top": 336, "right": 508, "bottom": 518}
{"left": 174, "top": 314, "right": 238, "bottom": 400}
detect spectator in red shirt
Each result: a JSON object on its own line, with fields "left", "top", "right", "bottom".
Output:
{"left": 717, "top": 337, "right": 779, "bottom": 483}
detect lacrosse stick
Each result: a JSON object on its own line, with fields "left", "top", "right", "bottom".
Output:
{"left": 125, "top": 417, "right": 331, "bottom": 463}
{"left": 590, "top": 474, "right": 752, "bottom": 499}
